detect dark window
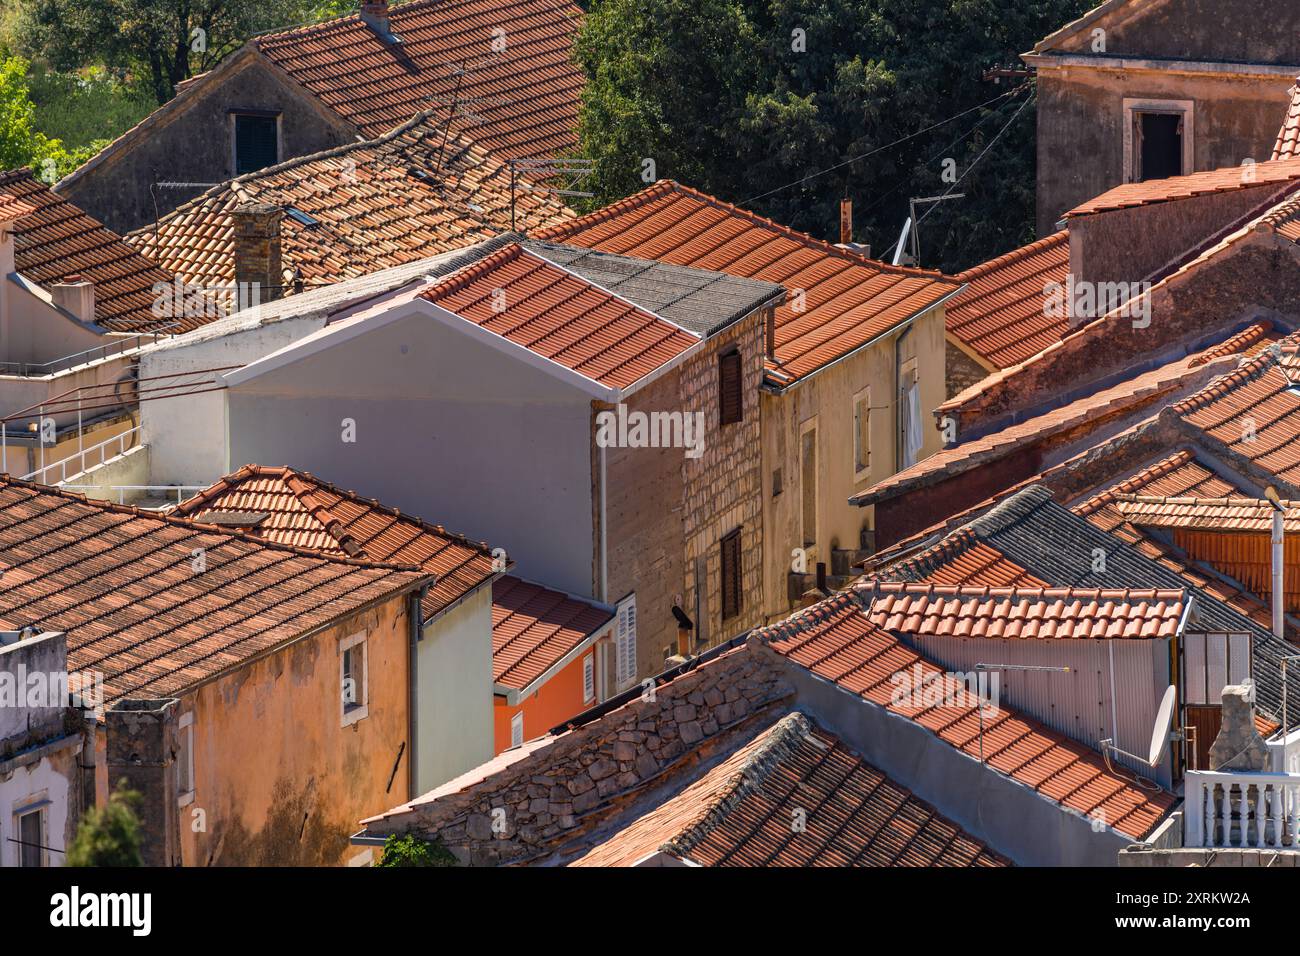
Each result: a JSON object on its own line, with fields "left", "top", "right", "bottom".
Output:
{"left": 718, "top": 350, "right": 743, "bottom": 425}
{"left": 234, "top": 114, "right": 279, "bottom": 175}
{"left": 1136, "top": 112, "right": 1183, "bottom": 181}
{"left": 19, "top": 810, "right": 42, "bottom": 867}
{"left": 720, "top": 528, "right": 742, "bottom": 620}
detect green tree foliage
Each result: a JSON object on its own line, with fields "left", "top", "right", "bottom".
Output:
{"left": 16, "top": 0, "right": 325, "bottom": 105}
{"left": 67, "top": 782, "right": 144, "bottom": 867}
{"left": 0, "top": 55, "right": 93, "bottom": 179}
{"left": 575, "top": 0, "right": 1092, "bottom": 272}
{"left": 376, "top": 833, "right": 459, "bottom": 867}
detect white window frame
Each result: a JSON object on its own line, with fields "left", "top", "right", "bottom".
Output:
{"left": 176, "top": 711, "right": 195, "bottom": 808}
{"left": 897, "top": 357, "right": 922, "bottom": 471}
{"left": 510, "top": 711, "right": 524, "bottom": 749}
{"left": 615, "top": 595, "right": 637, "bottom": 689}
{"left": 1123, "top": 98, "right": 1194, "bottom": 184}
{"left": 340, "top": 631, "right": 369, "bottom": 727}
{"left": 582, "top": 653, "right": 595, "bottom": 704}
{"left": 853, "top": 386, "right": 872, "bottom": 482}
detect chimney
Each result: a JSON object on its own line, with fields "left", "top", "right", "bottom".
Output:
{"left": 360, "top": 1, "right": 401, "bottom": 43}
{"left": 231, "top": 202, "right": 284, "bottom": 307}
{"left": 51, "top": 275, "right": 96, "bottom": 324}
{"left": 839, "top": 198, "right": 852, "bottom": 245}
{"left": 1208, "top": 682, "right": 1271, "bottom": 772}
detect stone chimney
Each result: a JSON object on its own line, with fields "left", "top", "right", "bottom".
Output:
{"left": 231, "top": 202, "right": 284, "bottom": 308}
{"left": 51, "top": 275, "right": 96, "bottom": 324}
{"left": 105, "top": 698, "right": 181, "bottom": 866}
{"left": 1208, "top": 681, "right": 1271, "bottom": 772}
{"left": 360, "top": 1, "right": 400, "bottom": 42}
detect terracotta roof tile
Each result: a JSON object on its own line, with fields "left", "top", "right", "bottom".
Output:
{"left": 948, "top": 231, "right": 1070, "bottom": 370}
{"left": 533, "top": 181, "right": 962, "bottom": 384}
{"left": 856, "top": 581, "right": 1189, "bottom": 640}
{"left": 0, "top": 475, "right": 428, "bottom": 702}
{"left": 1273, "top": 79, "right": 1300, "bottom": 161}
{"left": 570, "top": 711, "right": 1008, "bottom": 867}
{"left": 851, "top": 340, "right": 1245, "bottom": 507}
{"left": 0, "top": 168, "right": 207, "bottom": 333}
{"left": 254, "top": 0, "right": 584, "bottom": 158}
{"left": 171, "top": 464, "right": 497, "bottom": 620}
{"left": 126, "top": 112, "right": 573, "bottom": 300}
{"left": 1114, "top": 495, "right": 1300, "bottom": 534}
{"left": 1066, "top": 158, "right": 1300, "bottom": 218}
{"left": 491, "top": 575, "right": 612, "bottom": 691}
{"left": 754, "top": 592, "right": 1175, "bottom": 839}
{"left": 420, "top": 242, "right": 698, "bottom": 388}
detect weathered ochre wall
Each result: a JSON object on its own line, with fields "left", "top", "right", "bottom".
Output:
{"left": 760, "top": 305, "right": 946, "bottom": 619}
{"left": 177, "top": 593, "right": 413, "bottom": 866}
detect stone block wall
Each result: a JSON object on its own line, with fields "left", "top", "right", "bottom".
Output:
{"left": 364, "top": 645, "right": 792, "bottom": 865}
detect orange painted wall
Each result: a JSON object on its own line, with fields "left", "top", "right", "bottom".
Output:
{"left": 177, "top": 593, "right": 414, "bottom": 866}
{"left": 494, "top": 644, "right": 600, "bottom": 753}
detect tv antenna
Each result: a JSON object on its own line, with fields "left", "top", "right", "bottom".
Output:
{"left": 891, "top": 193, "right": 965, "bottom": 267}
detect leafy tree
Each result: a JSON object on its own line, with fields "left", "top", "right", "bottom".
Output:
{"left": 376, "top": 833, "right": 458, "bottom": 867}
{"left": 0, "top": 55, "right": 90, "bottom": 179}
{"left": 16, "top": 0, "right": 324, "bottom": 105}
{"left": 574, "top": 0, "right": 1092, "bottom": 272}
{"left": 67, "top": 781, "right": 144, "bottom": 867}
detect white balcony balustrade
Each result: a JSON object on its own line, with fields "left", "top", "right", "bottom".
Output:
{"left": 1185, "top": 770, "right": 1300, "bottom": 849}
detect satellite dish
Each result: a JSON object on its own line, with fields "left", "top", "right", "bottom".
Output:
{"left": 1148, "top": 685, "right": 1178, "bottom": 766}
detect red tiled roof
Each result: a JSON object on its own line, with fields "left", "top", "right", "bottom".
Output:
{"left": 851, "top": 339, "right": 1245, "bottom": 507}
{"left": 1115, "top": 495, "right": 1300, "bottom": 534}
{"left": 858, "top": 581, "right": 1189, "bottom": 640}
{"left": 1066, "top": 158, "right": 1300, "bottom": 218}
{"left": 899, "top": 533, "right": 1050, "bottom": 588}
{"left": 171, "top": 464, "right": 497, "bottom": 620}
{"left": 420, "top": 242, "right": 698, "bottom": 389}
{"left": 570, "top": 711, "right": 1008, "bottom": 867}
{"left": 0, "top": 193, "right": 34, "bottom": 222}
{"left": 0, "top": 168, "right": 207, "bottom": 333}
{"left": 0, "top": 475, "right": 428, "bottom": 702}
{"left": 948, "top": 231, "right": 1070, "bottom": 370}
{"left": 254, "top": 0, "right": 584, "bottom": 159}
{"left": 1073, "top": 451, "right": 1284, "bottom": 636}
{"left": 755, "top": 592, "right": 1175, "bottom": 839}
{"left": 126, "top": 112, "right": 573, "bottom": 298}
{"left": 1172, "top": 349, "right": 1300, "bottom": 487}
{"left": 491, "top": 575, "right": 612, "bottom": 691}
{"left": 1273, "top": 80, "right": 1300, "bottom": 161}
{"left": 533, "top": 181, "right": 962, "bottom": 384}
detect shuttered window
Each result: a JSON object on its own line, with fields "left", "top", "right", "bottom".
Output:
{"left": 615, "top": 596, "right": 637, "bottom": 686}
{"left": 721, "top": 528, "right": 742, "bottom": 620}
{"left": 582, "top": 653, "right": 595, "bottom": 703}
{"left": 234, "top": 113, "right": 279, "bottom": 175}
{"left": 510, "top": 712, "right": 524, "bottom": 748}
{"left": 719, "top": 350, "right": 743, "bottom": 425}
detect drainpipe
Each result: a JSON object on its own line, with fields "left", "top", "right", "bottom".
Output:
{"left": 1266, "top": 487, "right": 1285, "bottom": 640}
{"left": 407, "top": 584, "right": 428, "bottom": 801}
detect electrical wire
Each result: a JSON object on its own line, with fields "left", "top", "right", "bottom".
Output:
{"left": 737, "top": 82, "right": 1031, "bottom": 207}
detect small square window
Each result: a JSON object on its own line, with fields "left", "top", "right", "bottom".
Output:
{"left": 233, "top": 112, "right": 279, "bottom": 175}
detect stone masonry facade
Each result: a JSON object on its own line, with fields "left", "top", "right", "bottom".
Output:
{"left": 366, "top": 645, "right": 792, "bottom": 865}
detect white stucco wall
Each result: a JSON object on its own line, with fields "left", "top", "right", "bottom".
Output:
{"left": 0, "top": 747, "right": 80, "bottom": 866}
{"left": 223, "top": 308, "right": 597, "bottom": 596}
{"left": 415, "top": 584, "right": 495, "bottom": 795}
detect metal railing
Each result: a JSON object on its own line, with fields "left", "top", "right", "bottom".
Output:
{"left": 0, "top": 329, "right": 175, "bottom": 379}
{"left": 20, "top": 424, "right": 141, "bottom": 485}
{"left": 1185, "top": 769, "right": 1300, "bottom": 848}
{"left": 62, "top": 484, "right": 205, "bottom": 508}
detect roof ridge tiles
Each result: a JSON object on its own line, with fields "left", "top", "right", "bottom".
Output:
{"left": 1169, "top": 346, "right": 1283, "bottom": 416}
{"left": 658, "top": 711, "right": 817, "bottom": 860}
{"left": 955, "top": 230, "right": 1068, "bottom": 281}
{"left": 0, "top": 472, "right": 429, "bottom": 573}
{"left": 175, "top": 463, "right": 498, "bottom": 558}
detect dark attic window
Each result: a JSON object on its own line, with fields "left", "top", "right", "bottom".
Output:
{"left": 233, "top": 112, "right": 279, "bottom": 176}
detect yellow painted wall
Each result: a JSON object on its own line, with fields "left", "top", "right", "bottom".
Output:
{"left": 760, "top": 304, "right": 947, "bottom": 620}
{"left": 175, "top": 593, "right": 414, "bottom": 866}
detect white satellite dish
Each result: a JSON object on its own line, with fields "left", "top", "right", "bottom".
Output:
{"left": 1148, "top": 685, "right": 1178, "bottom": 767}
